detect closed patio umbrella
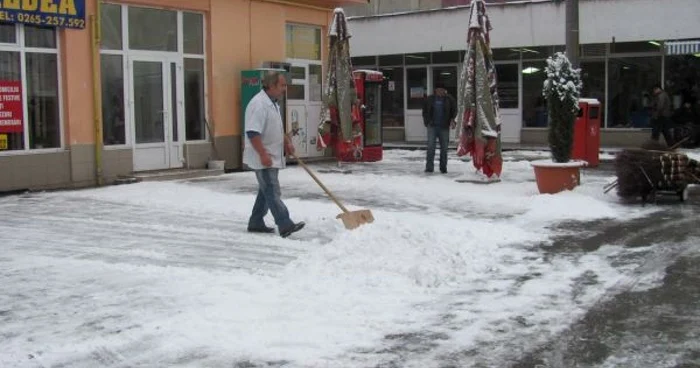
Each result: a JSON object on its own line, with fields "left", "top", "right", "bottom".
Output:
{"left": 456, "top": 0, "right": 503, "bottom": 179}
{"left": 317, "top": 8, "right": 360, "bottom": 157}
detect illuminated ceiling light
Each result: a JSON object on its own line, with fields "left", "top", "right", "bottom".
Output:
{"left": 522, "top": 67, "right": 540, "bottom": 74}
{"left": 648, "top": 41, "right": 661, "bottom": 46}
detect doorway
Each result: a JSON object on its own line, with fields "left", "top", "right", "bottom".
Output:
{"left": 495, "top": 62, "right": 521, "bottom": 143}
{"left": 129, "top": 55, "right": 184, "bottom": 171}
{"left": 405, "top": 66, "right": 428, "bottom": 142}
{"left": 286, "top": 60, "right": 323, "bottom": 158}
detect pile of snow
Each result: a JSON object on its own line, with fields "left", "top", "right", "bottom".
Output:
{"left": 1, "top": 149, "right": 662, "bottom": 367}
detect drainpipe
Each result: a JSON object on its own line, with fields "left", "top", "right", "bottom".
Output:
{"left": 90, "top": 1, "right": 104, "bottom": 186}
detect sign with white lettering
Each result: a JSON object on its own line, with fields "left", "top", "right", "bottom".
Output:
{"left": 0, "top": 80, "right": 23, "bottom": 134}
{"left": 0, "top": 0, "right": 85, "bottom": 29}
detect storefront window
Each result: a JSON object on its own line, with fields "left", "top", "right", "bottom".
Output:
{"left": 101, "top": 55, "right": 125, "bottom": 145}
{"left": 607, "top": 56, "right": 661, "bottom": 128}
{"left": 492, "top": 48, "right": 521, "bottom": 61}
{"left": 665, "top": 55, "right": 700, "bottom": 111}
{"left": 611, "top": 41, "right": 662, "bottom": 54}
{"left": 380, "top": 67, "right": 404, "bottom": 127}
{"left": 27, "top": 53, "right": 59, "bottom": 149}
{"left": 0, "top": 25, "right": 60, "bottom": 152}
{"left": 432, "top": 51, "right": 460, "bottom": 64}
{"left": 580, "top": 60, "right": 606, "bottom": 127}
{"left": 407, "top": 67, "right": 427, "bottom": 110}
{"left": 379, "top": 54, "right": 403, "bottom": 66}
{"left": 285, "top": 24, "right": 321, "bottom": 60}
{"left": 128, "top": 7, "right": 178, "bottom": 52}
{"left": 496, "top": 63, "right": 519, "bottom": 109}
{"left": 522, "top": 60, "right": 546, "bottom": 127}
{"left": 25, "top": 26, "right": 56, "bottom": 48}
{"left": 405, "top": 53, "right": 430, "bottom": 65}
{"left": 0, "top": 23, "right": 16, "bottom": 44}
{"left": 100, "top": 5, "right": 207, "bottom": 145}
{"left": 287, "top": 66, "right": 305, "bottom": 100}
{"left": 351, "top": 56, "right": 376, "bottom": 67}
{"left": 0, "top": 51, "right": 23, "bottom": 150}
{"left": 101, "top": 3, "right": 122, "bottom": 50}
{"left": 183, "top": 12, "right": 204, "bottom": 55}
{"left": 185, "top": 58, "right": 206, "bottom": 141}
{"left": 309, "top": 64, "right": 322, "bottom": 102}
{"left": 432, "top": 66, "right": 457, "bottom": 99}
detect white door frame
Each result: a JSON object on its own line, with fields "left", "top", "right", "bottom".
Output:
{"left": 494, "top": 60, "right": 522, "bottom": 144}
{"left": 128, "top": 53, "right": 184, "bottom": 171}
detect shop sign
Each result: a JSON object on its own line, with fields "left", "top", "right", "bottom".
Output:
{"left": 0, "top": 0, "right": 86, "bottom": 29}
{"left": 0, "top": 80, "right": 23, "bottom": 134}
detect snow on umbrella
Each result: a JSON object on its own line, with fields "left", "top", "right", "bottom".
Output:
{"left": 456, "top": 0, "right": 503, "bottom": 179}
{"left": 317, "top": 8, "right": 359, "bottom": 154}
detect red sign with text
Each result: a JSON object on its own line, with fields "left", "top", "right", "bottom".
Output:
{"left": 0, "top": 80, "right": 23, "bottom": 133}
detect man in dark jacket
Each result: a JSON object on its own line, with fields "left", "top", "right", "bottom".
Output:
{"left": 422, "top": 85, "right": 457, "bottom": 173}
{"left": 651, "top": 84, "right": 674, "bottom": 146}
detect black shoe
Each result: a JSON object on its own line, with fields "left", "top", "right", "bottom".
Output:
{"left": 440, "top": 169, "right": 447, "bottom": 174}
{"left": 280, "top": 222, "right": 305, "bottom": 238}
{"left": 247, "top": 225, "right": 275, "bottom": 234}
{"left": 425, "top": 168, "right": 434, "bottom": 173}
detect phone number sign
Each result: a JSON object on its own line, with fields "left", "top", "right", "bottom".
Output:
{"left": 0, "top": 0, "right": 85, "bottom": 29}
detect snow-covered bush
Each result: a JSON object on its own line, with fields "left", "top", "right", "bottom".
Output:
{"left": 542, "top": 52, "right": 583, "bottom": 163}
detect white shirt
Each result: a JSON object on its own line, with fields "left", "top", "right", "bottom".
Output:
{"left": 243, "top": 90, "right": 286, "bottom": 170}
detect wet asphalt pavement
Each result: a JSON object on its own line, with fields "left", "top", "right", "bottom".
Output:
{"left": 503, "top": 162, "right": 700, "bottom": 368}
{"left": 282, "top": 154, "right": 700, "bottom": 368}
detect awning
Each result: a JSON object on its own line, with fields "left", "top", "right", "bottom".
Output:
{"left": 665, "top": 40, "right": 700, "bottom": 55}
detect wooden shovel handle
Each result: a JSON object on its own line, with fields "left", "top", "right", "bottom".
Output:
{"left": 292, "top": 155, "right": 350, "bottom": 214}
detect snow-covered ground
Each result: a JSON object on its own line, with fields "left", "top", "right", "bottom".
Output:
{"left": 0, "top": 150, "right": 669, "bottom": 367}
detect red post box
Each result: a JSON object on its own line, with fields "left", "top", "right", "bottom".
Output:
{"left": 572, "top": 98, "right": 601, "bottom": 167}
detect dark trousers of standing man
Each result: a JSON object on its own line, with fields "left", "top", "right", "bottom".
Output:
{"left": 651, "top": 116, "right": 674, "bottom": 147}
{"left": 426, "top": 126, "right": 450, "bottom": 173}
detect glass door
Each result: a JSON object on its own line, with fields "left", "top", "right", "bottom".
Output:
{"left": 306, "top": 63, "right": 323, "bottom": 157}
{"left": 286, "top": 63, "right": 309, "bottom": 157}
{"left": 130, "top": 56, "right": 183, "bottom": 171}
{"left": 364, "top": 83, "right": 382, "bottom": 147}
{"left": 432, "top": 65, "right": 459, "bottom": 142}
{"left": 405, "top": 66, "right": 428, "bottom": 142}
{"left": 494, "top": 62, "right": 521, "bottom": 143}
{"left": 285, "top": 61, "right": 324, "bottom": 158}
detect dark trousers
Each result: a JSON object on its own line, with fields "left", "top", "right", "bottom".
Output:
{"left": 651, "top": 116, "right": 674, "bottom": 147}
{"left": 426, "top": 126, "right": 450, "bottom": 172}
{"left": 249, "top": 168, "right": 294, "bottom": 231}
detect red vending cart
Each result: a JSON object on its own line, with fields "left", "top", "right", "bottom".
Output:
{"left": 334, "top": 70, "right": 384, "bottom": 162}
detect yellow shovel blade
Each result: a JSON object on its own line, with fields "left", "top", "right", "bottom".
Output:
{"left": 336, "top": 209, "right": 374, "bottom": 230}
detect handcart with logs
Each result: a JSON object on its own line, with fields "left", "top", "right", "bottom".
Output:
{"left": 605, "top": 138, "right": 699, "bottom": 203}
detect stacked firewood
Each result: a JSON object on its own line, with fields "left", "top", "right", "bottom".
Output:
{"left": 609, "top": 139, "right": 700, "bottom": 201}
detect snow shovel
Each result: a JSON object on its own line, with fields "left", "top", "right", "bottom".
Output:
{"left": 291, "top": 155, "right": 374, "bottom": 230}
